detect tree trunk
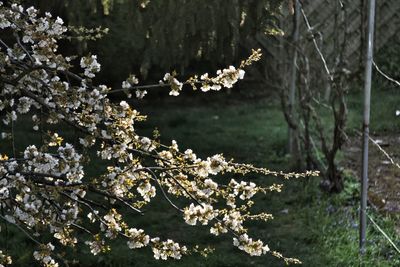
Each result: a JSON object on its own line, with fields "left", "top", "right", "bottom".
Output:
{"left": 325, "top": 155, "right": 344, "bottom": 193}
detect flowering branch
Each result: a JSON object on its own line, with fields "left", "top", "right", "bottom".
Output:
{"left": 0, "top": 2, "right": 316, "bottom": 266}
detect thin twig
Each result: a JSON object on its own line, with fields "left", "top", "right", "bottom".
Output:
{"left": 11, "top": 114, "right": 16, "bottom": 158}
{"left": 0, "top": 214, "right": 42, "bottom": 245}
{"left": 366, "top": 213, "right": 400, "bottom": 254}
{"left": 373, "top": 60, "right": 400, "bottom": 87}
{"left": 354, "top": 130, "right": 400, "bottom": 170}
{"left": 299, "top": 119, "right": 327, "bottom": 170}
{"left": 146, "top": 168, "right": 183, "bottom": 212}
{"left": 166, "top": 173, "right": 204, "bottom": 207}
{"left": 71, "top": 223, "right": 93, "bottom": 235}
{"left": 14, "top": 32, "right": 34, "bottom": 63}
{"left": 299, "top": 1, "right": 333, "bottom": 82}
{"left": 88, "top": 187, "right": 143, "bottom": 214}
{"left": 0, "top": 38, "right": 11, "bottom": 50}
{"left": 115, "top": 196, "right": 145, "bottom": 215}
{"left": 368, "top": 137, "right": 400, "bottom": 169}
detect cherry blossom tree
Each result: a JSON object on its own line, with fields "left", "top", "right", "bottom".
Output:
{"left": 0, "top": 2, "right": 317, "bottom": 266}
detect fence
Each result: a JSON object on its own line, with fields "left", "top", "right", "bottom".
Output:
{"left": 294, "top": 0, "right": 400, "bottom": 70}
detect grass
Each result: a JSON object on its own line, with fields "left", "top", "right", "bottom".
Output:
{"left": 1, "top": 86, "right": 399, "bottom": 266}
{"left": 313, "top": 172, "right": 400, "bottom": 267}
{"left": 346, "top": 85, "right": 400, "bottom": 133}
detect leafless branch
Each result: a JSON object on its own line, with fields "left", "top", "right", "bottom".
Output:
{"left": 373, "top": 60, "right": 400, "bottom": 87}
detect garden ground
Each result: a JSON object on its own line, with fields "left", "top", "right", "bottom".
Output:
{"left": 113, "top": 85, "right": 399, "bottom": 266}
{"left": 3, "top": 84, "right": 399, "bottom": 266}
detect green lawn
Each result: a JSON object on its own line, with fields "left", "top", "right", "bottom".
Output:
{"left": 1, "top": 86, "right": 399, "bottom": 266}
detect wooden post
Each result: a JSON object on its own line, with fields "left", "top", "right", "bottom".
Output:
{"left": 360, "top": 0, "right": 375, "bottom": 255}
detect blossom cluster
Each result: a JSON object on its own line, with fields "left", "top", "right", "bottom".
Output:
{"left": 160, "top": 49, "right": 261, "bottom": 96}
{"left": 233, "top": 234, "right": 270, "bottom": 256}
{"left": 183, "top": 203, "right": 216, "bottom": 225}
{"left": 0, "top": 250, "right": 12, "bottom": 266}
{"left": 151, "top": 238, "right": 187, "bottom": 260}
{"left": 0, "top": 2, "right": 317, "bottom": 266}
{"left": 80, "top": 55, "right": 101, "bottom": 78}
{"left": 33, "top": 243, "right": 58, "bottom": 267}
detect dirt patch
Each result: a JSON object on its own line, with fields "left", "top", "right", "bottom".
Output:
{"left": 343, "top": 134, "right": 400, "bottom": 213}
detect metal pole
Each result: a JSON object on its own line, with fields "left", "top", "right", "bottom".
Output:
{"left": 360, "top": 0, "right": 376, "bottom": 254}
{"left": 289, "top": 0, "right": 300, "bottom": 155}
